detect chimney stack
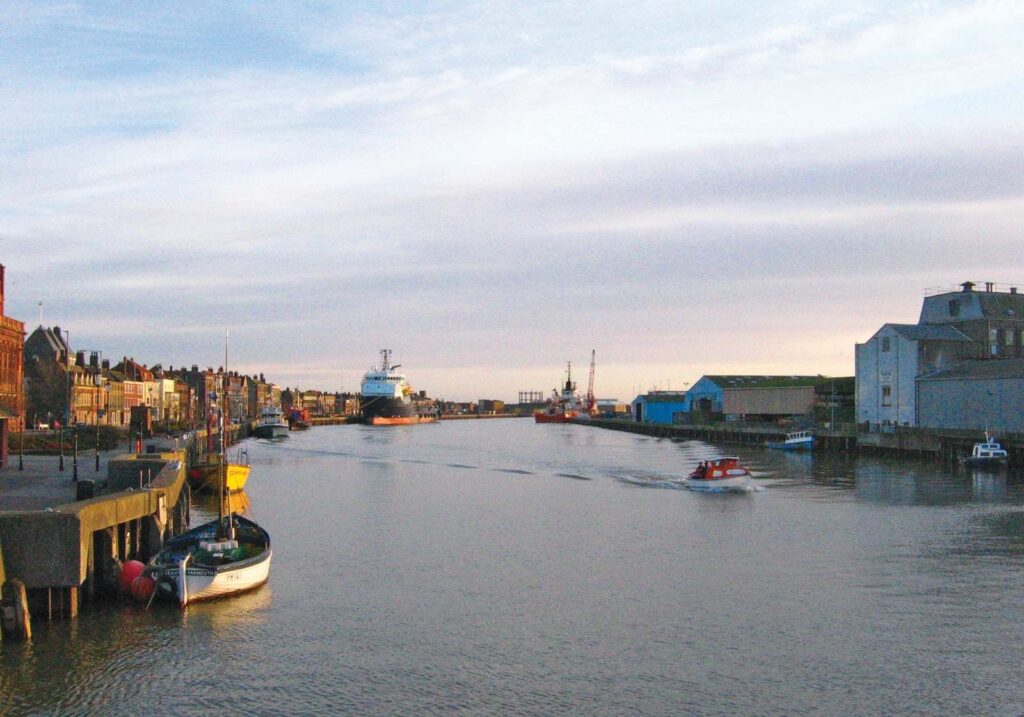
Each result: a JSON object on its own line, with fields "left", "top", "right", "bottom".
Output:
{"left": 90, "top": 352, "right": 99, "bottom": 368}
{"left": 985, "top": 282, "right": 994, "bottom": 292}
{"left": 961, "top": 281, "right": 975, "bottom": 292}
{"left": 76, "top": 351, "right": 85, "bottom": 366}
{"left": 1011, "top": 287, "right": 1018, "bottom": 295}
{"left": 0, "top": 264, "right": 5, "bottom": 316}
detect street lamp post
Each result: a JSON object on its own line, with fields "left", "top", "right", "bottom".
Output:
{"left": 60, "top": 330, "right": 69, "bottom": 472}
{"left": 93, "top": 351, "right": 102, "bottom": 472}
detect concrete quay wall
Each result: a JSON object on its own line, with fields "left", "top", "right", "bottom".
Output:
{"left": 0, "top": 451, "right": 188, "bottom": 628}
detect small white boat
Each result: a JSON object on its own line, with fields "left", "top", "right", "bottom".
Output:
{"left": 682, "top": 457, "right": 754, "bottom": 492}
{"left": 144, "top": 335, "right": 273, "bottom": 608}
{"left": 766, "top": 430, "right": 814, "bottom": 452}
{"left": 144, "top": 514, "right": 272, "bottom": 608}
{"left": 961, "top": 434, "right": 1009, "bottom": 468}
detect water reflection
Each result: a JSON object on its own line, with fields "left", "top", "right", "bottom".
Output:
{"left": 191, "top": 488, "right": 252, "bottom": 520}
{"left": 6, "top": 421, "right": 1024, "bottom": 717}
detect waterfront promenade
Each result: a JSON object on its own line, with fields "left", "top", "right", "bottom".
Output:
{"left": 0, "top": 451, "right": 122, "bottom": 511}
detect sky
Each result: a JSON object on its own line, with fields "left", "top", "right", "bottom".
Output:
{"left": 3, "top": 1, "right": 1024, "bottom": 401}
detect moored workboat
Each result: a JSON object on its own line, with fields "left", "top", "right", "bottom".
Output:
{"left": 681, "top": 457, "right": 754, "bottom": 492}
{"left": 961, "top": 434, "right": 1009, "bottom": 468}
{"left": 360, "top": 348, "right": 437, "bottom": 425}
{"left": 766, "top": 430, "right": 814, "bottom": 452}
{"left": 535, "top": 362, "right": 583, "bottom": 423}
{"left": 288, "top": 407, "right": 311, "bottom": 431}
{"left": 253, "top": 403, "right": 289, "bottom": 438}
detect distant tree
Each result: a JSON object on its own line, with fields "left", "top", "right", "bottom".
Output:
{"left": 25, "top": 357, "right": 68, "bottom": 425}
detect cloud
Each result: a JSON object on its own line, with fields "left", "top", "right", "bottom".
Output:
{"left": 3, "top": 1, "right": 1024, "bottom": 399}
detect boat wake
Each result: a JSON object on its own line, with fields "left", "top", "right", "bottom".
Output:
{"left": 616, "top": 475, "right": 763, "bottom": 493}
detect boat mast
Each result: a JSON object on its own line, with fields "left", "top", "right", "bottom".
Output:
{"left": 221, "top": 331, "right": 234, "bottom": 541}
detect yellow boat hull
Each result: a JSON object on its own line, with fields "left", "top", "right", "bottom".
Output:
{"left": 189, "top": 458, "right": 251, "bottom": 493}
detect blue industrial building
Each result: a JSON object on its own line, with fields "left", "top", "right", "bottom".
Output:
{"left": 630, "top": 391, "right": 689, "bottom": 423}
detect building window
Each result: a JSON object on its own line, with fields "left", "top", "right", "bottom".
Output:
{"left": 881, "top": 337, "right": 891, "bottom": 352}
{"left": 949, "top": 299, "right": 960, "bottom": 317}
{"left": 1006, "top": 328, "right": 1015, "bottom": 347}
{"left": 990, "top": 328, "right": 999, "bottom": 356}
{"left": 881, "top": 385, "right": 892, "bottom": 406}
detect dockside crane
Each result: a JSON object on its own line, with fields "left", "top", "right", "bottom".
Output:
{"left": 586, "top": 349, "right": 596, "bottom": 415}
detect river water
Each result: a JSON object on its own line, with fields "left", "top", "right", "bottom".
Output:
{"left": 3, "top": 419, "right": 1024, "bottom": 716}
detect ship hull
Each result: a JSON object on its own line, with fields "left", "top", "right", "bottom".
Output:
{"left": 534, "top": 410, "right": 580, "bottom": 423}
{"left": 369, "top": 415, "right": 438, "bottom": 426}
{"left": 253, "top": 423, "right": 289, "bottom": 439}
{"left": 361, "top": 396, "right": 436, "bottom": 425}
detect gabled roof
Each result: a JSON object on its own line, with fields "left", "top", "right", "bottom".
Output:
{"left": 884, "top": 323, "right": 971, "bottom": 342}
{"left": 919, "top": 358, "right": 1024, "bottom": 381}
{"left": 702, "top": 375, "right": 820, "bottom": 389}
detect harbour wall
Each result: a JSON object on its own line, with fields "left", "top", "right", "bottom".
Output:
{"left": 578, "top": 419, "right": 1024, "bottom": 465}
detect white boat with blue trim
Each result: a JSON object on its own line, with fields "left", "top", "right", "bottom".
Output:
{"left": 766, "top": 430, "right": 814, "bottom": 452}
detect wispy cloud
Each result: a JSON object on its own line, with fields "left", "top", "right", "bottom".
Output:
{"left": 3, "top": 1, "right": 1024, "bottom": 398}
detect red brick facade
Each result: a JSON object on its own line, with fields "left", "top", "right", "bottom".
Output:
{"left": 0, "top": 264, "right": 26, "bottom": 466}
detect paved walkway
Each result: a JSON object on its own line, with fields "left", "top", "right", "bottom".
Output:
{"left": 0, "top": 436, "right": 185, "bottom": 512}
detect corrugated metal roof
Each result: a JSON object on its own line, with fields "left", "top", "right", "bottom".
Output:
{"left": 919, "top": 358, "right": 1024, "bottom": 381}
{"left": 704, "top": 375, "right": 820, "bottom": 389}
{"left": 641, "top": 392, "right": 688, "bottom": 403}
{"left": 887, "top": 323, "right": 971, "bottom": 341}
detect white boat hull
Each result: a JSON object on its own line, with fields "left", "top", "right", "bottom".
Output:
{"left": 172, "top": 550, "right": 272, "bottom": 607}
{"left": 681, "top": 475, "right": 753, "bottom": 492}
{"left": 146, "top": 515, "right": 272, "bottom": 608}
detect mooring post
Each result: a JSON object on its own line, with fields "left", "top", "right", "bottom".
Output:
{"left": 1, "top": 579, "right": 32, "bottom": 641}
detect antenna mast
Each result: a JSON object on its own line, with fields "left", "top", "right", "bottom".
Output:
{"left": 586, "top": 349, "right": 596, "bottom": 414}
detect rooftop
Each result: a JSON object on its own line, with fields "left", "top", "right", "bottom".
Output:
{"left": 924, "top": 281, "right": 1021, "bottom": 297}
{"left": 919, "top": 358, "right": 1024, "bottom": 381}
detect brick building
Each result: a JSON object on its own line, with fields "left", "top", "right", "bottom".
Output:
{"left": 0, "top": 265, "right": 26, "bottom": 466}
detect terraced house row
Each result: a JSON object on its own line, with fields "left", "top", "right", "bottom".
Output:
{"left": 23, "top": 324, "right": 285, "bottom": 430}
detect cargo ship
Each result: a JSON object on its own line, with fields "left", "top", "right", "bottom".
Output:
{"left": 359, "top": 348, "right": 437, "bottom": 426}
{"left": 534, "top": 362, "right": 583, "bottom": 423}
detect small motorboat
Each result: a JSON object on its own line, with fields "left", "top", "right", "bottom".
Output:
{"left": 682, "top": 457, "right": 754, "bottom": 492}
{"left": 961, "top": 434, "right": 1009, "bottom": 468}
{"left": 766, "top": 430, "right": 814, "bottom": 452}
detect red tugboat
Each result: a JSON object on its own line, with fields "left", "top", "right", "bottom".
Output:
{"left": 534, "top": 362, "right": 583, "bottom": 423}
{"left": 682, "top": 457, "right": 754, "bottom": 492}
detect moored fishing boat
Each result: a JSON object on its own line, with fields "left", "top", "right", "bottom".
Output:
{"left": 360, "top": 348, "right": 437, "bottom": 425}
{"left": 766, "top": 430, "right": 814, "bottom": 452}
{"left": 188, "top": 448, "right": 251, "bottom": 493}
{"left": 681, "top": 457, "right": 754, "bottom": 492}
{"left": 143, "top": 514, "right": 272, "bottom": 608}
{"left": 143, "top": 334, "right": 272, "bottom": 608}
{"left": 535, "top": 362, "right": 583, "bottom": 423}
